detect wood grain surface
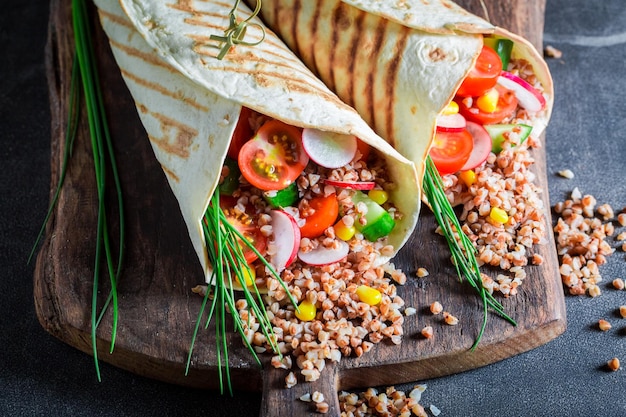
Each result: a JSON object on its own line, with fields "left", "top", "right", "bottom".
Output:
{"left": 34, "top": 1, "right": 564, "bottom": 416}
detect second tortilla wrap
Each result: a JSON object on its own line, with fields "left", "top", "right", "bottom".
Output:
{"left": 246, "top": 0, "right": 554, "bottom": 182}
{"left": 95, "top": 0, "right": 421, "bottom": 283}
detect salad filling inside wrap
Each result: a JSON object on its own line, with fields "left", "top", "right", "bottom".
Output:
{"left": 245, "top": 0, "right": 553, "bottom": 182}
{"left": 95, "top": 0, "right": 421, "bottom": 380}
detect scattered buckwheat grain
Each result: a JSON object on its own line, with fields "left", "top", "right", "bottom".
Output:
{"left": 608, "top": 357, "right": 620, "bottom": 371}
{"left": 443, "top": 312, "right": 459, "bottom": 325}
{"left": 612, "top": 278, "right": 625, "bottom": 290}
{"left": 558, "top": 169, "right": 574, "bottom": 179}
{"left": 598, "top": 319, "right": 612, "bottom": 331}
{"left": 416, "top": 267, "right": 429, "bottom": 278}
{"left": 421, "top": 326, "right": 434, "bottom": 339}
{"left": 430, "top": 301, "right": 443, "bottom": 315}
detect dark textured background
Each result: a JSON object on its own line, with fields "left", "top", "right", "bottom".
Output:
{"left": 2, "top": 0, "right": 625, "bottom": 415}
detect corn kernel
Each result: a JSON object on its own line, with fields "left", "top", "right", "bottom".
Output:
{"left": 442, "top": 101, "right": 459, "bottom": 115}
{"left": 476, "top": 88, "right": 499, "bottom": 113}
{"left": 459, "top": 170, "right": 476, "bottom": 187}
{"left": 334, "top": 219, "right": 356, "bottom": 241}
{"left": 240, "top": 265, "right": 256, "bottom": 287}
{"left": 368, "top": 189, "right": 388, "bottom": 205}
{"left": 295, "top": 300, "right": 317, "bottom": 321}
{"left": 356, "top": 285, "right": 382, "bottom": 306}
{"left": 489, "top": 207, "right": 509, "bottom": 224}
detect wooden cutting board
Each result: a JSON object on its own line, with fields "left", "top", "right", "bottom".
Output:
{"left": 35, "top": 0, "right": 564, "bottom": 415}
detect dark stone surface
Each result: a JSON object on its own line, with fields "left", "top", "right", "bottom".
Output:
{"left": 2, "top": 0, "right": 624, "bottom": 415}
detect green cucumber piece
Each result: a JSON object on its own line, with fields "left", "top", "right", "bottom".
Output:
{"left": 484, "top": 124, "right": 533, "bottom": 154}
{"left": 263, "top": 182, "right": 299, "bottom": 208}
{"left": 484, "top": 37, "right": 514, "bottom": 70}
{"left": 219, "top": 157, "right": 240, "bottom": 196}
{"left": 351, "top": 191, "right": 396, "bottom": 241}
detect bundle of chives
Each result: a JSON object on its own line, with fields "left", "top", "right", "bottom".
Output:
{"left": 423, "top": 156, "right": 516, "bottom": 349}
{"left": 70, "top": 0, "right": 125, "bottom": 381}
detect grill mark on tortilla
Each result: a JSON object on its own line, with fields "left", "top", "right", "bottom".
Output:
{"left": 306, "top": 2, "right": 321, "bottom": 77}
{"left": 366, "top": 19, "right": 386, "bottom": 132}
{"left": 327, "top": 2, "right": 348, "bottom": 93}
{"left": 108, "top": 40, "right": 211, "bottom": 113}
{"left": 383, "top": 26, "right": 409, "bottom": 147}
{"left": 289, "top": 1, "right": 301, "bottom": 61}
{"left": 160, "top": 164, "right": 180, "bottom": 183}
{"left": 142, "top": 109, "right": 198, "bottom": 159}
{"left": 120, "top": 67, "right": 209, "bottom": 113}
{"left": 346, "top": 11, "right": 365, "bottom": 109}
{"left": 98, "top": 8, "right": 132, "bottom": 29}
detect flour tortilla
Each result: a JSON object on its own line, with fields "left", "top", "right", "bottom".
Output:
{"left": 94, "top": 0, "right": 421, "bottom": 283}
{"left": 246, "top": 0, "right": 553, "bottom": 182}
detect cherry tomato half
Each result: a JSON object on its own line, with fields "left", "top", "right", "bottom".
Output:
{"left": 456, "top": 45, "right": 502, "bottom": 97}
{"left": 238, "top": 120, "right": 309, "bottom": 191}
{"left": 299, "top": 194, "right": 339, "bottom": 238}
{"left": 227, "top": 107, "right": 254, "bottom": 160}
{"left": 353, "top": 139, "right": 371, "bottom": 162}
{"left": 221, "top": 206, "right": 268, "bottom": 264}
{"left": 429, "top": 129, "right": 474, "bottom": 175}
{"left": 458, "top": 85, "right": 519, "bottom": 125}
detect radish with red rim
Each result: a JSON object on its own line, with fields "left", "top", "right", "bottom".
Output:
{"left": 297, "top": 240, "right": 350, "bottom": 266}
{"left": 269, "top": 210, "right": 301, "bottom": 271}
{"left": 460, "top": 121, "right": 492, "bottom": 171}
{"left": 301, "top": 128, "right": 358, "bottom": 169}
{"left": 436, "top": 112, "right": 466, "bottom": 133}
{"left": 322, "top": 179, "right": 376, "bottom": 190}
{"left": 497, "top": 71, "right": 546, "bottom": 113}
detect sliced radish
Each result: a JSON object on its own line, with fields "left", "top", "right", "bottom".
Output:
{"left": 301, "top": 128, "right": 358, "bottom": 169}
{"left": 460, "top": 121, "right": 492, "bottom": 171}
{"left": 322, "top": 179, "right": 376, "bottom": 190}
{"left": 297, "top": 240, "right": 349, "bottom": 266}
{"left": 436, "top": 112, "right": 466, "bottom": 132}
{"left": 269, "top": 210, "right": 301, "bottom": 271}
{"left": 497, "top": 71, "right": 546, "bottom": 113}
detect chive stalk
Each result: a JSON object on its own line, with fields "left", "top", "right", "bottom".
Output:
{"left": 185, "top": 188, "right": 297, "bottom": 395}
{"left": 71, "top": 0, "right": 125, "bottom": 380}
{"left": 423, "top": 156, "right": 516, "bottom": 349}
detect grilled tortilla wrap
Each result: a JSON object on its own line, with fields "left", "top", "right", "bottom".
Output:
{"left": 245, "top": 0, "right": 553, "bottom": 182}
{"left": 94, "top": 0, "right": 421, "bottom": 283}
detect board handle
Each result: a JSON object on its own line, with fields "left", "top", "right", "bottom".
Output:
{"left": 260, "top": 362, "right": 340, "bottom": 416}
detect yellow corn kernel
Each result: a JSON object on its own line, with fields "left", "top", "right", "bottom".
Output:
{"left": 240, "top": 265, "right": 256, "bottom": 287}
{"left": 368, "top": 189, "right": 388, "bottom": 205}
{"left": 442, "top": 101, "right": 459, "bottom": 115}
{"left": 334, "top": 219, "right": 356, "bottom": 241}
{"left": 459, "top": 170, "right": 476, "bottom": 187}
{"left": 489, "top": 207, "right": 509, "bottom": 224}
{"left": 476, "top": 88, "right": 499, "bottom": 113}
{"left": 295, "top": 300, "right": 317, "bottom": 321}
{"left": 356, "top": 285, "right": 382, "bottom": 306}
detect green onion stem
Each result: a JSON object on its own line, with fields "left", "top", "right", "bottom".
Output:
{"left": 71, "top": 0, "right": 125, "bottom": 380}
{"left": 186, "top": 187, "right": 297, "bottom": 394}
{"left": 423, "top": 156, "right": 516, "bottom": 350}
{"left": 28, "top": 55, "right": 81, "bottom": 265}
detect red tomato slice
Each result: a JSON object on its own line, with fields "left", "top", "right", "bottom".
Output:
{"left": 457, "top": 85, "right": 519, "bottom": 125}
{"left": 429, "top": 129, "right": 474, "bottom": 175}
{"left": 456, "top": 45, "right": 502, "bottom": 97}
{"left": 238, "top": 120, "right": 309, "bottom": 191}
{"left": 227, "top": 107, "right": 254, "bottom": 160}
{"left": 353, "top": 139, "right": 371, "bottom": 162}
{"left": 299, "top": 194, "right": 339, "bottom": 238}
{"left": 221, "top": 207, "right": 267, "bottom": 264}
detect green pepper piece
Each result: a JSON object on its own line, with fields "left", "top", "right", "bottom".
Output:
{"left": 351, "top": 191, "right": 396, "bottom": 241}
{"left": 219, "top": 157, "right": 240, "bottom": 196}
{"left": 484, "top": 37, "right": 514, "bottom": 70}
{"left": 263, "top": 182, "right": 299, "bottom": 208}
